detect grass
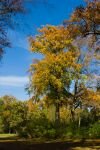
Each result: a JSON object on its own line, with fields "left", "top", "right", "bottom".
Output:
{"left": 71, "top": 146, "right": 100, "bottom": 150}
{"left": 0, "top": 133, "right": 18, "bottom": 141}
{"left": 0, "top": 134, "right": 16, "bottom": 138}
{"left": 0, "top": 134, "right": 100, "bottom": 150}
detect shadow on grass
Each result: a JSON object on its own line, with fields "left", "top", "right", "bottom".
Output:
{"left": 0, "top": 138, "right": 100, "bottom": 150}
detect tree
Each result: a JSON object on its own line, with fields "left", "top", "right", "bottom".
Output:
{"left": 62, "top": 0, "right": 100, "bottom": 122}
{"left": 0, "top": 0, "right": 25, "bottom": 57}
{"left": 29, "top": 25, "right": 81, "bottom": 123}
{"left": 64, "top": 0, "right": 100, "bottom": 60}
{"left": 10, "top": 100, "right": 28, "bottom": 133}
{"left": 0, "top": 95, "right": 16, "bottom": 133}
{"left": 0, "top": 95, "right": 28, "bottom": 134}
{"left": 64, "top": 0, "right": 100, "bottom": 37}
{"left": 27, "top": 0, "right": 99, "bottom": 135}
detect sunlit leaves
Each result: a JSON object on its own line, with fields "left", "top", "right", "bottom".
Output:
{"left": 29, "top": 25, "right": 76, "bottom": 54}
{"left": 29, "top": 26, "right": 81, "bottom": 101}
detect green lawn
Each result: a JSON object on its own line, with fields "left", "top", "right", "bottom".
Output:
{"left": 0, "top": 134, "right": 16, "bottom": 138}
{"left": 0, "top": 134, "right": 100, "bottom": 150}
{"left": 0, "top": 133, "right": 18, "bottom": 141}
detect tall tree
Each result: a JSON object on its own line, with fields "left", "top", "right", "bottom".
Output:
{"left": 29, "top": 25, "right": 81, "bottom": 123}
{"left": 63, "top": 0, "right": 100, "bottom": 120}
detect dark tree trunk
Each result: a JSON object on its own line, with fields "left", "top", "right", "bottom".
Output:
{"left": 70, "top": 108, "right": 75, "bottom": 123}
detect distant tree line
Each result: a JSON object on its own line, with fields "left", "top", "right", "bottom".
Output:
{"left": 0, "top": 94, "right": 100, "bottom": 138}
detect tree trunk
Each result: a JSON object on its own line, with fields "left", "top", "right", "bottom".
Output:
{"left": 71, "top": 80, "right": 78, "bottom": 123}
{"left": 71, "top": 108, "right": 75, "bottom": 123}
{"left": 9, "top": 128, "right": 11, "bottom": 134}
{"left": 78, "top": 116, "right": 81, "bottom": 128}
{"left": 55, "top": 103, "right": 60, "bottom": 125}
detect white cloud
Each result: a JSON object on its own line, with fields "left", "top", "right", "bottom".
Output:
{"left": 0, "top": 76, "right": 29, "bottom": 87}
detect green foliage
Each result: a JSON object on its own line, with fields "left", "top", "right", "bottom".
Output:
{"left": 89, "top": 121, "right": 100, "bottom": 138}
{"left": 0, "top": 96, "right": 28, "bottom": 133}
{"left": 0, "top": 117, "right": 4, "bottom": 133}
{"left": 10, "top": 101, "right": 28, "bottom": 131}
{"left": 26, "top": 112, "right": 49, "bottom": 138}
{"left": 0, "top": 95, "right": 100, "bottom": 139}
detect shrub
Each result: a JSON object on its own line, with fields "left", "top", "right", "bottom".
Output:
{"left": 89, "top": 121, "right": 100, "bottom": 138}
{"left": 45, "top": 128, "right": 56, "bottom": 138}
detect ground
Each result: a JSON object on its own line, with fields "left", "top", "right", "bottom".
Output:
{"left": 0, "top": 134, "right": 100, "bottom": 150}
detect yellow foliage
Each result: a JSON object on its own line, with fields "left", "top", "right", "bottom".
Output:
{"left": 81, "top": 88, "right": 100, "bottom": 108}
{"left": 29, "top": 25, "right": 77, "bottom": 54}
{"left": 29, "top": 25, "right": 82, "bottom": 104}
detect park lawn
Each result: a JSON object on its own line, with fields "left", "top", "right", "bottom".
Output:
{"left": 71, "top": 146, "right": 100, "bottom": 150}
{"left": 0, "top": 133, "right": 16, "bottom": 138}
{"left": 0, "top": 133, "right": 18, "bottom": 141}
{"left": 0, "top": 134, "right": 100, "bottom": 150}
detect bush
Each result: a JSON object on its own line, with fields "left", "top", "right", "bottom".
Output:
{"left": 45, "top": 128, "right": 56, "bottom": 138}
{"left": 0, "top": 118, "right": 4, "bottom": 133}
{"left": 89, "top": 121, "right": 100, "bottom": 138}
{"left": 17, "top": 107, "right": 100, "bottom": 139}
{"left": 62, "top": 123, "right": 89, "bottom": 139}
{"left": 17, "top": 127, "right": 29, "bottom": 138}
{"left": 19, "top": 112, "right": 52, "bottom": 138}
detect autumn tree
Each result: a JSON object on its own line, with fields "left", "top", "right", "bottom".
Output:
{"left": 62, "top": 0, "right": 100, "bottom": 122}
{"left": 26, "top": 0, "right": 100, "bottom": 135}
{"left": 64, "top": 0, "right": 100, "bottom": 61}
{"left": 64, "top": 0, "right": 100, "bottom": 38}
{"left": 29, "top": 25, "right": 81, "bottom": 123}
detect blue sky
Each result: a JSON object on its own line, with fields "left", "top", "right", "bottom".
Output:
{"left": 0, "top": 0, "right": 85, "bottom": 100}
